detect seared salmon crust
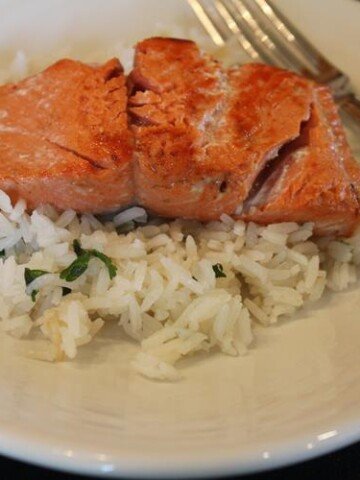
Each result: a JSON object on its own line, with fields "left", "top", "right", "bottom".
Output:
{"left": 129, "top": 38, "right": 359, "bottom": 236}
{"left": 0, "top": 37, "right": 359, "bottom": 236}
{"left": 0, "top": 58, "right": 134, "bottom": 212}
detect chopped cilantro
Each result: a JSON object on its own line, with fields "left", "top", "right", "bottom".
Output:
{"left": 60, "top": 251, "right": 92, "bottom": 282}
{"left": 73, "top": 239, "right": 84, "bottom": 257}
{"left": 24, "top": 268, "right": 49, "bottom": 286}
{"left": 31, "top": 290, "right": 38, "bottom": 302}
{"left": 90, "top": 250, "right": 117, "bottom": 279}
{"left": 60, "top": 241, "right": 117, "bottom": 281}
{"left": 212, "top": 263, "right": 226, "bottom": 278}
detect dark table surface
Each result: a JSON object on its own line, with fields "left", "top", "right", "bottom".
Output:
{"left": 1, "top": 441, "right": 360, "bottom": 479}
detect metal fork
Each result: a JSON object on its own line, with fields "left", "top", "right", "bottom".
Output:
{"left": 188, "top": 0, "right": 360, "bottom": 124}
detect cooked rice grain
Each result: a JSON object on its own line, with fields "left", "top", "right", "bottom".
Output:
{"left": 0, "top": 187, "right": 358, "bottom": 379}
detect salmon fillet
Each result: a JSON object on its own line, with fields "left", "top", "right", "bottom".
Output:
{"left": 129, "top": 38, "right": 313, "bottom": 221}
{"left": 243, "top": 85, "right": 360, "bottom": 236}
{"left": 317, "top": 87, "right": 360, "bottom": 200}
{"left": 1, "top": 37, "right": 359, "bottom": 237}
{"left": 0, "top": 58, "right": 134, "bottom": 212}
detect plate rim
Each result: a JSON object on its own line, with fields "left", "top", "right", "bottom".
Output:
{"left": 1, "top": 0, "right": 360, "bottom": 477}
{"left": 1, "top": 417, "right": 360, "bottom": 477}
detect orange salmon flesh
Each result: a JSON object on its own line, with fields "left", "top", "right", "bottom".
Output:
{"left": 0, "top": 37, "right": 359, "bottom": 236}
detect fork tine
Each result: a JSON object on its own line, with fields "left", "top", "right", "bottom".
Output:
{"left": 253, "top": 0, "right": 341, "bottom": 82}
{"left": 189, "top": 0, "right": 360, "bottom": 127}
{"left": 222, "top": 0, "right": 296, "bottom": 69}
{"left": 187, "top": 0, "right": 226, "bottom": 47}
{"left": 240, "top": 0, "right": 318, "bottom": 76}
{"left": 189, "top": 0, "right": 311, "bottom": 70}
{"left": 188, "top": 0, "right": 261, "bottom": 61}
{"left": 213, "top": 0, "right": 275, "bottom": 65}
{"left": 256, "top": 0, "right": 326, "bottom": 66}
{"left": 213, "top": 0, "right": 262, "bottom": 61}
{"left": 189, "top": 0, "right": 346, "bottom": 87}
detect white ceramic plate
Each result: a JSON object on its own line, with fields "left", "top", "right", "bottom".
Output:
{"left": 0, "top": 0, "right": 360, "bottom": 477}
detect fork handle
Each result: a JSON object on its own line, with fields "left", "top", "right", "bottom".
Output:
{"left": 339, "top": 94, "right": 360, "bottom": 125}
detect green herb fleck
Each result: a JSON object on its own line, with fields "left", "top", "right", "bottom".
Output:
{"left": 90, "top": 250, "right": 117, "bottom": 279}
{"left": 0, "top": 250, "right": 5, "bottom": 258}
{"left": 212, "top": 263, "right": 226, "bottom": 278}
{"left": 116, "top": 221, "right": 135, "bottom": 234}
{"left": 62, "top": 287, "right": 72, "bottom": 296}
{"left": 192, "top": 275, "right": 198, "bottom": 282}
{"left": 73, "top": 239, "right": 84, "bottom": 257}
{"left": 60, "top": 252, "right": 91, "bottom": 282}
{"left": 24, "top": 268, "right": 49, "bottom": 286}
{"left": 31, "top": 290, "right": 39, "bottom": 302}
{"left": 60, "top": 241, "right": 117, "bottom": 282}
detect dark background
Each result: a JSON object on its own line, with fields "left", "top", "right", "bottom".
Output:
{"left": 1, "top": 441, "right": 360, "bottom": 479}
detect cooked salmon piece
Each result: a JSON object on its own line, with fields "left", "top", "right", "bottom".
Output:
{"left": 0, "top": 58, "right": 134, "bottom": 212}
{"left": 243, "top": 85, "right": 360, "bottom": 236}
{"left": 1, "top": 37, "right": 358, "bottom": 237}
{"left": 129, "top": 38, "right": 313, "bottom": 221}
{"left": 316, "top": 86, "right": 360, "bottom": 200}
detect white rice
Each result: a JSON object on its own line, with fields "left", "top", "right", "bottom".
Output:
{"left": 0, "top": 186, "right": 359, "bottom": 380}
{"left": 0, "top": 49, "right": 360, "bottom": 380}
{"left": 113, "top": 207, "right": 148, "bottom": 227}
